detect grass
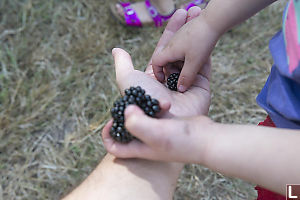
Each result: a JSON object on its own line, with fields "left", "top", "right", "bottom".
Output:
{"left": 0, "top": 0, "right": 285, "bottom": 199}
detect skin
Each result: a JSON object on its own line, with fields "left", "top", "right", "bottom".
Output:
{"left": 113, "top": 0, "right": 207, "bottom": 26}
{"left": 102, "top": 7, "right": 210, "bottom": 173}
{"left": 114, "top": 0, "right": 176, "bottom": 26}
{"left": 151, "top": 0, "right": 278, "bottom": 92}
{"left": 102, "top": 0, "right": 300, "bottom": 196}
{"left": 103, "top": 112, "right": 300, "bottom": 195}
{"left": 64, "top": 8, "right": 207, "bottom": 200}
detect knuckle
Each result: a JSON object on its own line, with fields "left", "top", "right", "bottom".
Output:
{"left": 125, "top": 115, "right": 138, "bottom": 130}
{"left": 152, "top": 54, "right": 162, "bottom": 66}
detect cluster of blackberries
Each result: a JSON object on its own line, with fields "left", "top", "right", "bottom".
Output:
{"left": 110, "top": 86, "right": 161, "bottom": 143}
{"left": 167, "top": 73, "right": 180, "bottom": 91}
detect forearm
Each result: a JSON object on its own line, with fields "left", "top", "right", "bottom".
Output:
{"left": 199, "top": 121, "right": 300, "bottom": 195}
{"left": 63, "top": 154, "right": 183, "bottom": 200}
{"left": 201, "top": 0, "right": 277, "bottom": 35}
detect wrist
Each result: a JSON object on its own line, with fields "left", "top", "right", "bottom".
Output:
{"left": 195, "top": 9, "right": 223, "bottom": 39}
{"left": 199, "top": 8, "right": 226, "bottom": 37}
{"left": 187, "top": 116, "right": 216, "bottom": 164}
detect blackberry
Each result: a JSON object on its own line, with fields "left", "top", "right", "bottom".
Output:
{"left": 167, "top": 73, "right": 180, "bottom": 91}
{"left": 110, "top": 86, "right": 161, "bottom": 143}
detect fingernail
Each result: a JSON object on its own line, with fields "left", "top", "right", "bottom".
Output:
{"left": 178, "top": 85, "right": 186, "bottom": 93}
{"left": 112, "top": 48, "right": 117, "bottom": 55}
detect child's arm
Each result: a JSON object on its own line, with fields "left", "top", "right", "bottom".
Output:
{"left": 103, "top": 106, "right": 300, "bottom": 195}
{"left": 152, "top": 0, "right": 277, "bottom": 92}
{"left": 203, "top": 122, "right": 300, "bottom": 195}
{"left": 203, "top": 0, "right": 277, "bottom": 35}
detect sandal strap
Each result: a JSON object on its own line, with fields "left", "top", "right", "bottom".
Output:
{"left": 120, "top": 2, "right": 142, "bottom": 27}
{"left": 185, "top": 0, "right": 206, "bottom": 11}
{"left": 145, "top": 0, "right": 175, "bottom": 27}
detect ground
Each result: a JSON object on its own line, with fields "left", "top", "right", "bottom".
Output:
{"left": 0, "top": 0, "right": 285, "bottom": 199}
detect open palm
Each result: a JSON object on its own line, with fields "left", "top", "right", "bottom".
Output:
{"left": 113, "top": 8, "right": 210, "bottom": 118}
{"left": 114, "top": 48, "right": 210, "bottom": 118}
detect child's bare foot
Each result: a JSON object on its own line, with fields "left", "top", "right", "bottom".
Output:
{"left": 180, "top": 0, "right": 207, "bottom": 10}
{"left": 110, "top": 0, "right": 175, "bottom": 27}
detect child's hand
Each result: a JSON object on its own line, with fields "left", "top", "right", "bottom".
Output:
{"left": 102, "top": 105, "right": 213, "bottom": 163}
{"left": 151, "top": 10, "right": 220, "bottom": 92}
{"left": 152, "top": 0, "right": 276, "bottom": 93}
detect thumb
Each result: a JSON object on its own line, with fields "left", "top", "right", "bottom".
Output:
{"left": 112, "top": 48, "right": 134, "bottom": 80}
{"left": 124, "top": 105, "right": 162, "bottom": 145}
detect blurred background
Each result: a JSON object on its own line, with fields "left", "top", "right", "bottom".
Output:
{"left": 0, "top": 0, "right": 285, "bottom": 199}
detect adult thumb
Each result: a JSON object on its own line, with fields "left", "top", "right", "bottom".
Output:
{"left": 112, "top": 48, "right": 134, "bottom": 79}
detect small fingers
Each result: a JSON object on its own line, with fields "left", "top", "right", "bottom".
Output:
{"left": 186, "top": 6, "right": 202, "bottom": 22}
{"left": 102, "top": 102, "right": 171, "bottom": 159}
{"left": 102, "top": 118, "right": 152, "bottom": 158}
{"left": 200, "top": 58, "right": 211, "bottom": 81}
{"left": 177, "top": 56, "right": 201, "bottom": 92}
{"left": 174, "top": 7, "right": 203, "bottom": 92}
{"left": 151, "top": 9, "right": 188, "bottom": 82}
{"left": 154, "top": 9, "right": 188, "bottom": 52}
{"left": 124, "top": 105, "right": 165, "bottom": 145}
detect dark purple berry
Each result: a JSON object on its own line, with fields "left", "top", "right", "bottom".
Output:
{"left": 152, "top": 105, "right": 160, "bottom": 112}
{"left": 136, "top": 86, "right": 142, "bottom": 92}
{"left": 137, "top": 92, "right": 143, "bottom": 98}
{"left": 119, "top": 106, "right": 124, "bottom": 112}
{"left": 117, "top": 116, "right": 124, "bottom": 123}
{"left": 151, "top": 99, "right": 159, "bottom": 105}
{"left": 132, "top": 89, "right": 137, "bottom": 96}
{"left": 109, "top": 86, "right": 161, "bottom": 143}
{"left": 136, "top": 97, "right": 141, "bottom": 103}
{"left": 148, "top": 111, "right": 154, "bottom": 117}
{"left": 128, "top": 97, "right": 135, "bottom": 104}
{"left": 145, "top": 95, "right": 151, "bottom": 101}
{"left": 147, "top": 101, "right": 152, "bottom": 107}
{"left": 125, "top": 89, "right": 131, "bottom": 95}
{"left": 167, "top": 73, "right": 180, "bottom": 91}
{"left": 145, "top": 107, "right": 150, "bottom": 113}
{"left": 123, "top": 95, "right": 128, "bottom": 101}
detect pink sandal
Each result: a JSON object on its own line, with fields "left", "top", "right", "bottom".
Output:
{"left": 111, "top": 0, "right": 176, "bottom": 27}
{"left": 184, "top": 0, "right": 207, "bottom": 11}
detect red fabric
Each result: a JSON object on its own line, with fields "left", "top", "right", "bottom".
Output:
{"left": 257, "top": 115, "right": 276, "bottom": 127}
{"left": 255, "top": 186, "right": 285, "bottom": 200}
{"left": 255, "top": 116, "right": 285, "bottom": 200}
